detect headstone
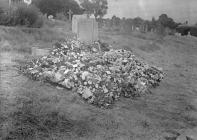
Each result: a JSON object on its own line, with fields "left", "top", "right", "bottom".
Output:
{"left": 131, "top": 25, "right": 134, "bottom": 31}
{"left": 72, "top": 15, "right": 98, "bottom": 43}
{"left": 72, "top": 15, "right": 87, "bottom": 34}
{"left": 32, "top": 47, "right": 50, "bottom": 57}
{"left": 77, "top": 18, "right": 98, "bottom": 43}
{"left": 48, "top": 15, "right": 55, "bottom": 21}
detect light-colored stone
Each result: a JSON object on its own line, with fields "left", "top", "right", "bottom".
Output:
{"left": 77, "top": 18, "right": 98, "bottom": 43}
{"left": 32, "top": 47, "right": 50, "bottom": 57}
{"left": 72, "top": 15, "right": 87, "bottom": 34}
{"left": 72, "top": 15, "right": 99, "bottom": 43}
{"left": 81, "top": 71, "right": 90, "bottom": 80}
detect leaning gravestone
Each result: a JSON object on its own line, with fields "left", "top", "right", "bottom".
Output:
{"left": 72, "top": 15, "right": 98, "bottom": 43}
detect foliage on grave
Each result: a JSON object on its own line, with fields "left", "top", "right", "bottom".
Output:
{"left": 20, "top": 39, "right": 164, "bottom": 108}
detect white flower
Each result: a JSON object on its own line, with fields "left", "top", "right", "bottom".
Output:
{"left": 81, "top": 71, "right": 90, "bottom": 80}
{"left": 103, "top": 86, "right": 108, "bottom": 93}
{"left": 88, "top": 81, "right": 92, "bottom": 85}
{"left": 84, "top": 82, "right": 87, "bottom": 85}
{"left": 82, "top": 88, "right": 93, "bottom": 99}
{"left": 73, "top": 64, "right": 78, "bottom": 68}
{"left": 53, "top": 72, "right": 64, "bottom": 82}
{"left": 61, "top": 79, "right": 73, "bottom": 89}
{"left": 106, "top": 71, "right": 111, "bottom": 75}
{"left": 31, "top": 70, "right": 38, "bottom": 74}
{"left": 64, "top": 69, "right": 70, "bottom": 75}
{"left": 42, "top": 71, "right": 54, "bottom": 78}
{"left": 95, "top": 84, "right": 99, "bottom": 88}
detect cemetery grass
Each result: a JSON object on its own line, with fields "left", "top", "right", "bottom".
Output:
{"left": 1, "top": 25, "right": 197, "bottom": 140}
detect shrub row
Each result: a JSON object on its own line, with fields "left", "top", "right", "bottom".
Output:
{"left": 0, "top": 4, "right": 43, "bottom": 28}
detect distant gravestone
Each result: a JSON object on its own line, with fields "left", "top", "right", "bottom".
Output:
{"left": 48, "top": 15, "right": 55, "bottom": 21}
{"left": 72, "top": 15, "right": 98, "bottom": 43}
{"left": 67, "top": 9, "right": 73, "bottom": 21}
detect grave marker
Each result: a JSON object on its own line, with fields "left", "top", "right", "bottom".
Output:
{"left": 72, "top": 15, "right": 98, "bottom": 43}
{"left": 77, "top": 18, "right": 98, "bottom": 43}
{"left": 32, "top": 47, "right": 50, "bottom": 57}
{"left": 72, "top": 15, "right": 87, "bottom": 34}
{"left": 67, "top": 9, "right": 73, "bottom": 21}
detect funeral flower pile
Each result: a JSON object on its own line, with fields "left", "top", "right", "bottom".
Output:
{"left": 20, "top": 39, "right": 164, "bottom": 108}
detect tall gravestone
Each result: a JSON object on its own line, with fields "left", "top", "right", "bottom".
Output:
{"left": 72, "top": 15, "right": 98, "bottom": 43}
{"left": 77, "top": 19, "right": 98, "bottom": 43}
{"left": 72, "top": 15, "right": 87, "bottom": 34}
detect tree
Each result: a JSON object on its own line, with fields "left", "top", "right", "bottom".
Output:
{"left": 111, "top": 15, "right": 120, "bottom": 26}
{"left": 80, "top": 0, "right": 108, "bottom": 19}
{"left": 133, "top": 17, "right": 143, "bottom": 27}
{"left": 33, "top": 0, "right": 83, "bottom": 16}
{"left": 158, "top": 14, "right": 178, "bottom": 29}
{"left": 0, "top": 7, "right": 4, "bottom": 15}
{"left": 61, "top": 0, "right": 83, "bottom": 15}
{"left": 33, "top": 0, "right": 62, "bottom": 16}
{"left": 150, "top": 17, "right": 157, "bottom": 28}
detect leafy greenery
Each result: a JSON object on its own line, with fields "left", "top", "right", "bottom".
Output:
{"left": 14, "top": 4, "right": 43, "bottom": 27}
{"left": 33, "top": 0, "right": 83, "bottom": 17}
{"left": 0, "top": 9, "right": 10, "bottom": 26}
{"left": 80, "top": 0, "right": 108, "bottom": 19}
{"left": 158, "top": 14, "right": 178, "bottom": 29}
{"left": 0, "top": 4, "right": 43, "bottom": 28}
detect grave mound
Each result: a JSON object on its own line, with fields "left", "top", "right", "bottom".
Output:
{"left": 20, "top": 39, "right": 164, "bottom": 108}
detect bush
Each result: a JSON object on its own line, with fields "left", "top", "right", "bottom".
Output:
{"left": 0, "top": 7, "right": 4, "bottom": 15}
{"left": 0, "top": 13, "right": 10, "bottom": 25}
{"left": 0, "top": 4, "right": 43, "bottom": 28}
{"left": 55, "top": 12, "right": 68, "bottom": 21}
{"left": 14, "top": 4, "right": 43, "bottom": 28}
{"left": 0, "top": 7, "right": 9, "bottom": 25}
{"left": 156, "top": 24, "right": 166, "bottom": 37}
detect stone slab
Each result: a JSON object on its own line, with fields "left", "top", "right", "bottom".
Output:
{"left": 77, "top": 18, "right": 98, "bottom": 43}
{"left": 32, "top": 47, "right": 50, "bottom": 57}
{"left": 72, "top": 15, "right": 87, "bottom": 34}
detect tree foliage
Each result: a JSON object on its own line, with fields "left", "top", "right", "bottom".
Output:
{"left": 158, "top": 14, "right": 178, "bottom": 29}
{"left": 132, "top": 17, "right": 143, "bottom": 27}
{"left": 0, "top": 4, "right": 43, "bottom": 28}
{"left": 33, "top": 0, "right": 83, "bottom": 17}
{"left": 14, "top": 4, "right": 43, "bottom": 27}
{"left": 80, "top": 0, "right": 108, "bottom": 19}
{"left": 111, "top": 15, "right": 120, "bottom": 26}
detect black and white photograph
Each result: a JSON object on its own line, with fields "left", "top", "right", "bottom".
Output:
{"left": 0, "top": 0, "right": 197, "bottom": 139}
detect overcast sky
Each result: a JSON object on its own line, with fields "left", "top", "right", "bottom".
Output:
{"left": 105, "top": 0, "right": 197, "bottom": 24}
